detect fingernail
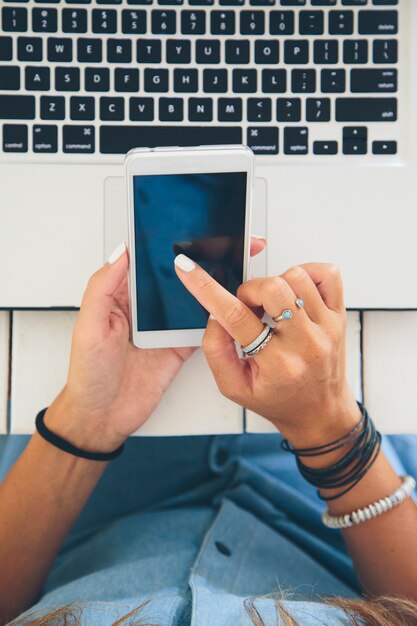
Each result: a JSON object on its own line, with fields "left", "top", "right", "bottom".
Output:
{"left": 108, "top": 242, "right": 126, "bottom": 264}
{"left": 209, "top": 313, "right": 216, "bottom": 320}
{"left": 253, "top": 235, "right": 267, "bottom": 242}
{"left": 174, "top": 254, "right": 195, "bottom": 272}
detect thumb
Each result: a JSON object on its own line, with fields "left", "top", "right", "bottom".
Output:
{"left": 79, "top": 242, "right": 129, "bottom": 329}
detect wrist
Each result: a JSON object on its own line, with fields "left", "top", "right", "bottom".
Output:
{"left": 44, "top": 388, "right": 127, "bottom": 455}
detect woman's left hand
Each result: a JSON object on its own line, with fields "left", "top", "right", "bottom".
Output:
{"left": 45, "top": 238, "right": 266, "bottom": 453}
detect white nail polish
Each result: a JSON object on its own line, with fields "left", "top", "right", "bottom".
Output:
{"left": 209, "top": 313, "right": 216, "bottom": 320}
{"left": 174, "top": 254, "right": 196, "bottom": 272}
{"left": 108, "top": 242, "right": 126, "bottom": 264}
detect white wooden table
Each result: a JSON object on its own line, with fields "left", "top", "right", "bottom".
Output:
{"left": 1, "top": 308, "right": 416, "bottom": 435}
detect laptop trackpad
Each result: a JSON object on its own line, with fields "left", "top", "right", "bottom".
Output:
{"left": 104, "top": 175, "right": 268, "bottom": 276}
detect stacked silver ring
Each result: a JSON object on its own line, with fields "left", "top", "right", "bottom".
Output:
{"left": 241, "top": 323, "right": 274, "bottom": 357}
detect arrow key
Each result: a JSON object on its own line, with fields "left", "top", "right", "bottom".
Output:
{"left": 313, "top": 140, "right": 338, "bottom": 155}
{"left": 372, "top": 140, "right": 397, "bottom": 155}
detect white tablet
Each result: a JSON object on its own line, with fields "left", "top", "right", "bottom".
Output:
{"left": 125, "top": 145, "right": 254, "bottom": 349}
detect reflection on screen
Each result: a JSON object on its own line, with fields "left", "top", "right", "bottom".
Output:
{"left": 134, "top": 172, "right": 247, "bottom": 331}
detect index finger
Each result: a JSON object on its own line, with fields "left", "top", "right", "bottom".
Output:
{"left": 174, "top": 253, "right": 264, "bottom": 347}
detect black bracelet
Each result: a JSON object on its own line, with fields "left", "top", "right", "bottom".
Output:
{"left": 35, "top": 408, "right": 125, "bottom": 462}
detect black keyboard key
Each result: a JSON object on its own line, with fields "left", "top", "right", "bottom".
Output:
{"left": 313, "top": 140, "right": 338, "bottom": 154}
{"left": 33, "top": 124, "right": 57, "bottom": 153}
{"left": 100, "top": 126, "right": 242, "bottom": 154}
{"left": 250, "top": 0, "right": 275, "bottom": 5}
{"left": 247, "top": 97, "right": 272, "bottom": 122}
{"left": 189, "top": 0, "right": 213, "bottom": 4}
{"left": 159, "top": 0, "right": 183, "bottom": 5}
{"left": 33, "top": 8, "right": 57, "bottom": 32}
{"left": 100, "top": 96, "right": 124, "bottom": 121}
{"left": 373, "top": 39, "right": 397, "bottom": 64}
{"left": 70, "top": 96, "right": 95, "bottom": 120}
{"left": 85, "top": 67, "right": 110, "bottom": 91}
{"left": 97, "top": 0, "right": 122, "bottom": 3}
{"left": 247, "top": 127, "right": 278, "bottom": 155}
{"left": 137, "top": 40, "right": 162, "bottom": 63}
{"left": 255, "top": 40, "right": 279, "bottom": 64}
{"left": 343, "top": 126, "right": 367, "bottom": 154}
{"left": 262, "top": 69, "right": 286, "bottom": 93}
{"left": 211, "top": 10, "right": 235, "bottom": 34}
{"left": 2, "top": 8, "right": 28, "bottom": 32}
{"left": 281, "top": 0, "right": 305, "bottom": 4}
{"left": 3, "top": 124, "right": 27, "bottom": 152}
{"left": 306, "top": 97, "right": 331, "bottom": 121}
{"left": 284, "top": 127, "right": 308, "bottom": 154}
{"left": 48, "top": 38, "right": 72, "bottom": 62}
{"left": 220, "top": 0, "right": 243, "bottom": 4}
{"left": 277, "top": 98, "right": 301, "bottom": 121}
{"left": 292, "top": 69, "right": 316, "bottom": 92}
{"left": 329, "top": 10, "right": 353, "bottom": 35}
{"left": 181, "top": 11, "right": 205, "bottom": 34}
{"left": 373, "top": 0, "right": 398, "bottom": 4}
{"left": 78, "top": 38, "right": 102, "bottom": 63}
{"left": 167, "top": 39, "right": 191, "bottom": 63}
{"left": 122, "top": 9, "right": 146, "bottom": 34}
{"left": 107, "top": 39, "right": 132, "bottom": 63}
{"left": 372, "top": 140, "right": 396, "bottom": 154}
{"left": 189, "top": 98, "right": 213, "bottom": 121}
{"left": 55, "top": 67, "right": 80, "bottom": 91}
{"left": 343, "top": 40, "right": 368, "bottom": 64}
{"left": 233, "top": 69, "right": 257, "bottom": 93}
{"left": 66, "top": 0, "right": 92, "bottom": 3}
{"left": 144, "top": 68, "right": 169, "bottom": 92}
{"left": 351, "top": 68, "right": 397, "bottom": 93}
{"left": 115, "top": 68, "right": 139, "bottom": 92}
{"left": 336, "top": 97, "right": 396, "bottom": 121}
{"left": 299, "top": 10, "right": 324, "bottom": 35}
{"left": 314, "top": 40, "right": 338, "bottom": 64}
{"left": 270, "top": 11, "right": 294, "bottom": 35}
{"left": 218, "top": 98, "right": 242, "bottom": 121}
{"left": 226, "top": 40, "right": 250, "bottom": 64}
{"left": 63, "top": 8, "right": 87, "bottom": 33}
{"left": 0, "top": 67, "right": 20, "bottom": 90}
{"left": 152, "top": 10, "right": 176, "bottom": 34}
{"left": 0, "top": 95, "right": 35, "bottom": 119}
{"left": 92, "top": 9, "right": 117, "bottom": 33}
{"left": 25, "top": 66, "right": 50, "bottom": 91}
{"left": 203, "top": 69, "right": 227, "bottom": 92}
{"left": 174, "top": 68, "right": 198, "bottom": 92}
{"left": 17, "top": 37, "right": 43, "bottom": 62}
{"left": 159, "top": 97, "right": 184, "bottom": 121}
{"left": 311, "top": 0, "right": 336, "bottom": 4}
{"left": 240, "top": 11, "right": 265, "bottom": 35}
{"left": 63, "top": 125, "right": 95, "bottom": 153}
{"left": 284, "top": 40, "right": 308, "bottom": 64}
{"left": 196, "top": 40, "right": 220, "bottom": 64}
{"left": 358, "top": 10, "right": 397, "bottom": 34}
{"left": 129, "top": 97, "right": 154, "bottom": 121}
{"left": 0, "top": 37, "right": 13, "bottom": 61}
{"left": 342, "top": 0, "right": 367, "bottom": 4}
{"left": 321, "top": 68, "right": 345, "bottom": 92}
{"left": 40, "top": 95, "right": 64, "bottom": 120}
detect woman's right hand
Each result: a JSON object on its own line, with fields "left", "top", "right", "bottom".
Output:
{"left": 174, "top": 258, "right": 361, "bottom": 448}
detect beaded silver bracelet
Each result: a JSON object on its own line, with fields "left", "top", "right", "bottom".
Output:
{"left": 322, "top": 475, "right": 416, "bottom": 530}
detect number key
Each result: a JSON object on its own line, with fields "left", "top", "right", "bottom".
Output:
{"left": 181, "top": 11, "right": 205, "bottom": 34}
{"left": 2, "top": 7, "right": 28, "bottom": 32}
{"left": 33, "top": 8, "right": 57, "bottom": 33}
{"left": 240, "top": 11, "right": 265, "bottom": 35}
{"left": 92, "top": 9, "right": 117, "bottom": 33}
{"left": 270, "top": 11, "right": 294, "bottom": 35}
{"left": 122, "top": 9, "right": 146, "bottom": 34}
{"left": 62, "top": 9, "right": 87, "bottom": 33}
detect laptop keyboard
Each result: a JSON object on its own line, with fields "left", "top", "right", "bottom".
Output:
{"left": 0, "top": 1, "right": 400, "bottom": 158}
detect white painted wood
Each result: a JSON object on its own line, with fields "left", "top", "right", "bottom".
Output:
{"left": 246, "top": 311, "right": 362, "bottom": 433}
{"left": 363, "top": 312, "right": 417, "bottom": 434}
{"left": 10, "top": 311, "right": 243, "bottom": 436}
{"left": 0, "top": 312, "right": 10, "bottom": 434}
{"left": 10, "top": 311, "right": 77, "bottom": 434}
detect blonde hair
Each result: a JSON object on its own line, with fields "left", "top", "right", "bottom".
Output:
{"left": 11, "top": 594, "right": 417, "bottom": 626}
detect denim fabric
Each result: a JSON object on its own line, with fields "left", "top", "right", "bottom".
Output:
{"left": 1, "top": 432, "right": 415, "bottom": 626}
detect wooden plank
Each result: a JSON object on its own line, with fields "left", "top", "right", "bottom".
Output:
{"left": 10, "top": 311, "right": 243, "bottom": 436}
{"left": 0, "top": 312, "right": 10, "bottom": 434}
{"left": 246, "top": 311, "right": 362, "bottom": 433}
{"left": 363, "top": 312, "right": 417, "bottom": 434}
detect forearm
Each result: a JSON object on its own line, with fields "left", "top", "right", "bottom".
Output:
{"left": 0, "top": 430, "right": 107, "bottom": 624}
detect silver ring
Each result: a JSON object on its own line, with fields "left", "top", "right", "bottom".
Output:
{"left": 273, "top": 309, "right": 293, "bottom": 323}
{"left": 245, "top": 328, "right": 274, "bottom": 356}
{"left": 241, "top": 323, "right": 272, "bottom": 355}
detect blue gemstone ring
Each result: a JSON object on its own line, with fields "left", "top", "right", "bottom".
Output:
{"left": 296, "top": 298, "right": 304, "bottom": 309}
{"left": 273, "top": 309, "right": 293, "bottom": 323}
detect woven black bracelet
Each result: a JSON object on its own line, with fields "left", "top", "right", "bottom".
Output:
{"left": 35, "top": 407, "right": 125, "bottom": 462}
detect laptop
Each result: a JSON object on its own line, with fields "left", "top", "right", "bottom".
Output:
{"left": 0, "top": 0, "right": 414, "bottom": 310}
